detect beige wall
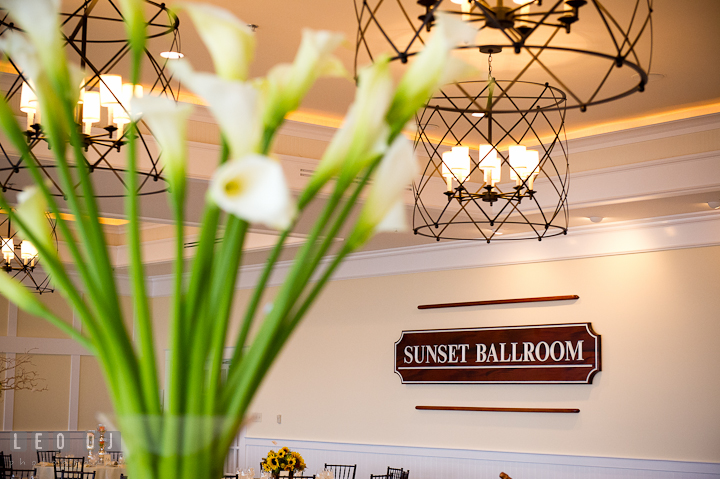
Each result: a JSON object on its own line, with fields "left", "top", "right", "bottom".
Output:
{"left": 13, "top": 354, "right": 71, "bottom": 431}
{"left": 1, "top": 246, "right": 718, "bottom": 464}
{"left": 243, "top": 246, "right": 720, "bottom": 463}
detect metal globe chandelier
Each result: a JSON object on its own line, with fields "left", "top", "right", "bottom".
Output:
{"left": 0, "top": 0, "right": 181, "bottom": 198}
{"left": 355, "top": 0, "right": 653, "bottom": 111}
{"left": 413, "top": 70, "right": 569, "bottom": 242}
{"left": 0, "top": 212, "right": 57, "bottom": 294}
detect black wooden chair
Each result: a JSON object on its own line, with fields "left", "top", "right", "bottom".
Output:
{"left": 386, "top": 468, "right": 403, "bottom": 479}
{"left": 61, "top": 472, "right": 95, "bottom": 479}
{"left": 12, "top": 470, "right": 37, "bottom": 479}
{"left": 107, "top": 452, "right": 123, "bottom": 462}
{"left": 294, "top": 475, "right": 316, "bottom": 479}
{"left": 0, "top": 451, "right": 12, "bottom": 479}
{"left": 120, "top": 474, "right": 128, "bottom": 479}
{"left": 54, "top": 457, "right": 85, "bottom": 479}
{"left": 387, "top": 468, "right": 408, "bottom": 479}
{"left": 2, "top": 453, "right": 12, "bottom": 479}
{"left": 38, "top": 451, "right": 61, "bottom": 464}
{"left": 324, "top": 464, "right": 356, "bottom": 479}
{"left": 223, "top": 475, "right": 239, "bottom": 479}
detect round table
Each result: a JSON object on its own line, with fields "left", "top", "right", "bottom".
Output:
{"left": 36, "top": 464, "right": 127, "bottom": 479}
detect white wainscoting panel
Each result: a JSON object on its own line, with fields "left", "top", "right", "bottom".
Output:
{"left": 240, "top": 437, "right": 720, "bottom": 479}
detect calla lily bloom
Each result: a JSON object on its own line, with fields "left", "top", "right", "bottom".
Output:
{"left": 131, "top": 95, "right": 193, "bottom": 196}
{"left": 170, "top": 61, "right": 261, "bottom": 160}
{"left": 262, "top": 29, "right": 345, "bottom": 133}
{"left": 176, "top": 2, "right": 255, "bottom": 81}
{"left": 15, "top": 185, "right": 54, "bottom": 257}
{"left": 209, "top": 154, "right": 296, "bottom": 230}
{"left": 0, "top": 0, "right": 64, "bottom": 76}
{"left": 307, "top": 57, "right": 393, "bottom": 200}
{"left": 348, "top": 135, "right": 418, "bottom": 248}
{"left": 387, "top": 13, "right": 477, "bottom": 131}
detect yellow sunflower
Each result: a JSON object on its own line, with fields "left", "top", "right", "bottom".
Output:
{"left": 269, "top": 457, "right": 279, "bottom": 469}
{"left": 278, "top": 447, "right": 289, "bottom": 458}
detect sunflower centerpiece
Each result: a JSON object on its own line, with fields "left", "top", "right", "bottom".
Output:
{"left": 262, "top": 447, "right": 307, "bottom": 478}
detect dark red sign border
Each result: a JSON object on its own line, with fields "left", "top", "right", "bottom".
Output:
{"left": 394, "top": 323, "right": 601, "bottom": 384}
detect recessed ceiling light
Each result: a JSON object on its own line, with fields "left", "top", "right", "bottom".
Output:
{"left": 708, "top": 201, "right": 720, "bottom": 210}
{"left": 471, "top": 112, "right": 485, "bottom": 118}
{"left": 588, "top": 216, "right": 603, "bottom": 223}
{"left": 160, "top": 51, "right": 184, "bottom": 60}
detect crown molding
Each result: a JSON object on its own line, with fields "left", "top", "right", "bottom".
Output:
{"left": 146, "top": 211, "right": 720, "bottom": 297}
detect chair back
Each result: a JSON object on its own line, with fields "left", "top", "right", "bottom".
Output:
{"left": 2, "top": 453, "right": 12, "bottom": 477}
{"left": 54, "top": 457, "right": 85, "bottom": 479}
{"left": 11, "top": 469, "right": 36, "bottom": 479}
{"left": 120, "top": 474, "right": 128, "bottom": 479}
{"left": 0, "top": 453, "right": 8, "bottom": 479}
{"left": 38, "top": 451, "right": 61, "bottom": 464}
{"left": 324, "top": 464, "right": 356, "bottom": 479}
{"left": 107, "top": 452, "right": 123, "bottom": 462}
{"left": 294, "top": 475, "right": 316, "bottom": 479}
{"left": 386, "top": 468, "right": 404, "bottom": 479}
{"left": 400, "top": 471, "right": 409, "bottom": 479}
{"left": 223, "top": 475, "right": 239, "bottom": 479}
{"left": 61, "top": 472, "right": 95, "bottom": 479}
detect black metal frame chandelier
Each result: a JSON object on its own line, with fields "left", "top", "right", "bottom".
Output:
{"left": 0, "top": 212, "right": 57, "bottom": 294}
{"left": 355, "top": 0, "right": 652, "bottom": 242}
{"left": 414, "top": 70, "right": 569, "bottom": 242}
{"left": 0, "top": 0, "right": 181, "bottom": 198}
{"left": 355, "top": 0, "right": 653, "bottom": 111}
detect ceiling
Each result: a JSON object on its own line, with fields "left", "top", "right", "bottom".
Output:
{"left": 4, "top": 0, "right": 720, "bottom": 275}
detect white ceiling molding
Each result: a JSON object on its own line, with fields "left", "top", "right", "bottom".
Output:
{"left": 146, "top": 211, "right": 720, "bottom": 297}
{"left": 567, "top": 112, "right": 720, "bottom": 154}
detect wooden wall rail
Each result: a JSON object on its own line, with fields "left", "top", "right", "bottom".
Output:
{"left": 417, "top": 295, "right": 579, "bottom": 310}
{"left": 416, "top": 406, "right": 580, "bottom": 413}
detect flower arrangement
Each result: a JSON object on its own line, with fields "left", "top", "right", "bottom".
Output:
{"left": 0, "top": 1, "right": 475, "bottom": 479}
{"left": 262, "top": 447, "right": 306, "bottom": 475}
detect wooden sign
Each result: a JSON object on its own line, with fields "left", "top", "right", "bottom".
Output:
{"left": 394, "top": 323, "right": 601, "bottom": 384}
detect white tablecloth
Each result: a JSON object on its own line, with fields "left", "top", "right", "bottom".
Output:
{"left": 36, "top": 464, "right": 127, "bottom": 479}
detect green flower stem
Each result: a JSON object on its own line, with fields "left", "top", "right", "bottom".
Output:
{"left": 221, "top": 167, "right": 374, "bottom": 450}
{"left": 223, "top": 186, "right": 343, "bottom": 402}
{"left": 205, "top": 216, "right": 248, "bottom": 412}
{"left": 39, "top": 83, "right": 148, "bottom": 430}
{"left": 0, "top": 95, "right": 109, "bottom": 335}
{"left": 230, "top": 228, "right": 290, "bottom": 366}
{"left": 125, "top": 120, "right": 161, "bottom": 416}
{"left": 0, "top": 189, "right": 99, "bottom": 342}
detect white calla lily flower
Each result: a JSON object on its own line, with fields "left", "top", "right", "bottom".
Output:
{"left": 177, "top": 2, "right": 255, "bottom": 81}
{"left": 349, "top": 135, "right": 418, "bottom": 247}
{"left": 263, "top": 29, "right": 345, "bottom": 131}
{"left": 388, "top": 13, "right": 477, "bottom": 129}
{"left": 170, "top": 61, "right": 261, "bottom": 159}
{"left": 131, "top": 95, "right": 193, "bottom": 194}
{"left": 0, "top": 32, "right": 41, "bottom": 87}
{"left": 0, "top": 0, "right": 65, "bottom": 77}
{"left": 375, "top": 200, "right": 408, "bottom": 233}
{"left": 308, "top": 57, "right": 393, "bottom": 197}
{"left": 209, "top": 155, "right": 296, "bottom": 230}
{"left": 16, "top": 185, "right": 53, "bottom": 257}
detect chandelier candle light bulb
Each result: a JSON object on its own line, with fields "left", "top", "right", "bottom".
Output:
{"left": 82, "top": 90, "right": 101, "bottom": 134}
{"left": 113, "top": 83, "right": 143, "bottom": 137}
{"left": 442, "top": 146, "right": 470, "bottom": 191}
{"left": 1, "top": 238, "right": 13, "bottom": 264}
{"left": 100, "top": 74, "right": 123, "bottom": 124}
{"left": 20, "top": 240, "right": 37, "bottom": 267}
{"left": 19, "top": 82, "right": 37, "bottom": 129}
{"left": 478, "top": 144, "right": 500, "bottom": 187}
